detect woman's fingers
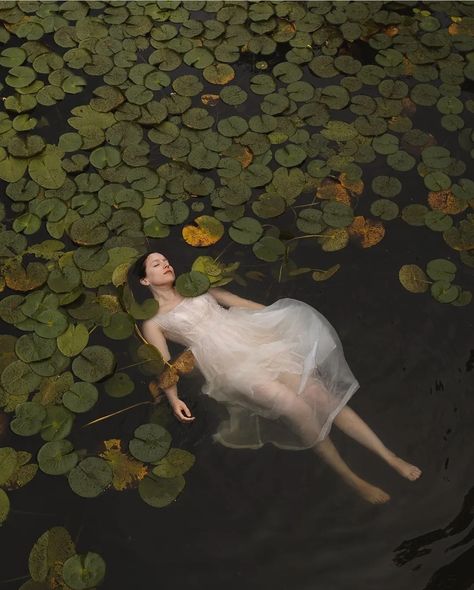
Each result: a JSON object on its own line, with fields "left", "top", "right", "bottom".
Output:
{"left": 174, "top": 402, "right": 195, "bottom": 422}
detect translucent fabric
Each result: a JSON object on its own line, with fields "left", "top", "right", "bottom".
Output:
{"left": 150, "top": 292, "right": 359, "bottom": 451}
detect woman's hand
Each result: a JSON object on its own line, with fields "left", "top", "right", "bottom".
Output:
{"left": 170, "top": 398, "right": 195, "bottom": 423}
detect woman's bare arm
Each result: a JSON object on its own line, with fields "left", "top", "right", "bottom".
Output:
{"left": 141, "top": 320, "right": 178, "bottom": 403}
{"left": 208, "top": 287, "right": 266, "bottom": 310}
{"left": 141, "top": 320, "right": 195, "bottom": 423}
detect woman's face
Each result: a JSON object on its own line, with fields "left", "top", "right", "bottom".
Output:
{"left": 140, "top": 252, "right": 175, "bottom": 287}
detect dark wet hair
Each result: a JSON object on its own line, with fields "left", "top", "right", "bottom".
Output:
{"left": 129, "top": 250, "right": 155, "bottom": 281}
{"left": 127, "top": 250, "right": 176, "bottom": 301}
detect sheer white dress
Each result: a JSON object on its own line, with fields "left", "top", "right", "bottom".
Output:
{"left": 150, "top": 292, "right": 359, "bottom": 451}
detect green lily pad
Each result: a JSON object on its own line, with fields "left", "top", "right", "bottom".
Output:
{"left": 372, "top": 175, "right": 402, "bottom": 198}
{"left": 15, "top": 333, "right": 56, "bottom": 363}
{"left": 155, "top": 201, "right": 189, "bottom": 225}
{"left": 40, "top": 405, "right": 74, "bottom": 441}
{"left": 68, "top": 457, "right": 113, "bottom": 498}
{"left": 28, "top": 150, "right": 66, "bottom": 189}
{"left": 72, "top": 346, "right": 115, "bottom": 383}
{"left": 426, "top": 258, "right": 457, "bottom": 281}
{"left": 1, "top": 360, "right": 42, "bottom": 396}
{"left": 0, "top": 489, "right": 10, "bottom": 525}
{"left": 57, "top": 324, "right": 89, "bottom": 357}
{"left": 151, "top": 448, "right": 195, "bottom": 478}
{"left": 10, "top": 402, "right": 46, "bottom": 436}
{"left": 103, "top": 372, "right": 135, "bottom": 398}
{"left": 37, "top": 439, "right": 79, "bottom": 476}
{"left": 431, "top": 280, "right": 460, "bottom": 303}
{"left": 47, "top": 265, "right": 82, "bottom": 293}
{"left": 322, "top": 201, "right": 354, "bottom": 228}
{"left": 252, "top": 236, "right": 286, "bottom": 262}
{"left": 102, "top": 312, "right": 135, "bottom": 340}
{"left": 62, "top": 382, "right": 98, "bottom": 413}
{"left": 229, "top": 217, "right": 264, "bottom": 245}
{"left": 62, "top": 553, "right": 106, "bottom": 590}
{"left": 138, "top": 473, "right": 185, "bottom": 507}
{"left": 175, "top": 271, "right": 210, "bottom": 297}
{"left": 129, "top": 423, "right": 172, "bottom": 463}
{"left": 0, "top": 447, "right": 19, "bottom": 486}
{"left": 34, "top": 309, "right": 68, "bottom": 338}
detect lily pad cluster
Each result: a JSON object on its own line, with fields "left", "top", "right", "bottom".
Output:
{"left": 0, "top": 0, "right": 471, "bottom": 304}
{"left": 0, "top": 446, "right": 38, "bottom": 525}
{"left": 20, "top": 525, "right": 106, "bottom": 590}
{"left": 399, "top": 258, "right": 471, "bottom": 305}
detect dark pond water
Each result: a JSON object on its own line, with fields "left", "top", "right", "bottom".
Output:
{"left": 2, "top": 227, "right": 473, "bottom": 590}
{"left": 0, "top": 2, "right": 473, "bottom": 590}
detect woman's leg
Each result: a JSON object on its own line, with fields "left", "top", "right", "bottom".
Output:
{"left": 252, "top": 379, "right": 390, "bottom": 504}
{"left": 332, "top": 405, "right": 422, "bottom": 480}
{"left": 278, "top": 372, "right": 422, "bottom": 481}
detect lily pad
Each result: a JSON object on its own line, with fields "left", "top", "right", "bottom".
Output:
{"left": 37, "top": 439, "right": 79, "bottom": 475}
{"left": 62, "top": 382, "right": 98, "bottom": 413}
{"left": 151, "top": 448, "right": 195, "bottom": 478}
{"left": 175, "top": 270, "right": 210, "bottom": 297}
{"left": 57, "top": 324, "right": 89, "bottom": 357}
{"left": 68, "top": 457, "right": 113, "bottom": 498}
{"left": 103, "top": 372, "right": 135, "bottom": 398}
{"left": 62, "top": 553, "right": 106, "bottom": 590}
{"left": 10, "top": 402, "right": 47, "bottom": 436}
{"left": 129, "top": 423, "right": 172, "bottom": 463}
{"left": 399, "top": 264, "right": 429, "bottom": 293}
{"left": 71, "top": 346, "right": 115, "bottom": 383}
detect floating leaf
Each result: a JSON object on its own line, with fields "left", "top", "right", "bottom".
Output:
{"left": 138, "top": 473, "right": 185, "bottom": 508}
{"left": 252, "top": 236, "right": 286, "bottom": 262}
{"left": 72, "top": 346, "right": 115, "bottom": 383}
{"left": 229, "top": 217, "right": 263, "bottom": 245}
{"left": 175, "top": 271, "right": 210, "bottom": 297}
{"left": 152, "top": 448, "right": 195, "bottom": 478}
{"left": 0, "top": 448, "right": 17, "bottom": 486}
{"left": 62, "top": 553, "right": 106, "bottom": 590}
{"left": 57, "top": 324, "right": 89, "bottom": 357}
{"left": 68, "top": 457, "right": 113, "bottom": 498}
{"left": 62, "top": 382, "right": 98, "bottom": 413}
{"left": 182, "top": 215, "right": 224, "bottom": 247}
{"left": 0, "top": 488, "right": 9, "bottom": 524}
{"left": 348, "top": 216, "right": 385, "bottom": 248}
{"left": 16, "top": 333, "right": 56, "bottom": 363}
{"left": 129, "top": 423, "right": 172, "bottom": 463}
{"left": 1, "top": 360, "right": 42, "bottom": 397}
{"left": 103, "top": 311, "right": 134, "bottom": 342}
{"left": 399, "top": 265, "right": 429, "bottom": 293}
{"left": 37, "top": 440, "right": 79, "bottom": 475}
{"left": 312, "top": 264, "right": 341, "bottom": 282}
{"left": 40, "top": 406, "right": 74, "bottom": 441}
{"left": 10, "top": 402, "right": 46, "bottom": 436}
{"left": 426, "top": 258, "right": 457, "bottom": 282}
{"left": 431, "top": 280, "right": 460, "bottom": 303}
{"left": 28, "top": 150, "right": 66, "bottom": 189}
{"left": 103, "top": 372, "right": 135, "bottom": 398}
{"left": 4, "top": 259, "right": 48, "bottom": 291}
{"left": 99, "top": 439, "right": 147, "bottom": 491}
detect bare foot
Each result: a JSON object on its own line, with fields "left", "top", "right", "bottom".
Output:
{"left": 387, "top": 456, "right": 422, "bottom": 481}
{"left": 351, "top": 479, "right": 391, "bottom": 504}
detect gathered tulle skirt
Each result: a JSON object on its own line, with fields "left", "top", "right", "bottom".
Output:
{"left": 191, "top": 298, "right": 360, "bottom": 451}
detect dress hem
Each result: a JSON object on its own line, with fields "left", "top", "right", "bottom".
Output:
{"left": 211, "top": 379, "right": 360, "bottom": 451}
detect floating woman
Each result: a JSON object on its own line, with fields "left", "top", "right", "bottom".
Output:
{"left": 131, "top": 251, "right": 422, "bottom": 504}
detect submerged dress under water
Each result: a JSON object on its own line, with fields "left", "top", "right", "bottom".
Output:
{"left": 150, "top": 292, "right": 360, "bottom": 451}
